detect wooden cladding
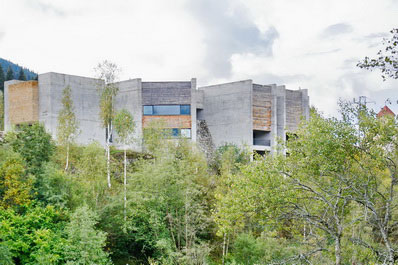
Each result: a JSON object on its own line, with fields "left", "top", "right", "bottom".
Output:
{"left": 252, "top": 85, "right": 272, "bottom": 131}
{"left": 8, "top": 81, "right": 39, "bottom": 125}
{"left": 286, "top": 90, "right": 303, "bottom": 131}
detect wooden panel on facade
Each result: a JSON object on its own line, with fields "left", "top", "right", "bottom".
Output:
{"left": 142, "top": 115, "right": 191, "bottom": 129}
{"left": 285, "top": 90, "right": 303, "bottom": 132}
{"left": 252, "top": 85, "right": 272, "bottom": 131}
{"left": 8, "top": 81, "right": 39, "bottom": 125}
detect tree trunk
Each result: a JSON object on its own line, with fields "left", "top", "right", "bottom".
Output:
{"left": 124, "top": 148, "right": 127, "bottom": 222}
{"left": 335, "top": 235, "right": 341, "bottom": 265}
{"left": 65, "top": 143, "right": 69, "bottom": 171}
{"left": 107, "top": 123, "right": 111, "bottom": 188}
{"left": 222, "top": 233, "right": 226, "bottom": 265}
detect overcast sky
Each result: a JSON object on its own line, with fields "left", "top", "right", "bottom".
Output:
{"left": 0, "top": 0, "right": 397, "bottom": 116}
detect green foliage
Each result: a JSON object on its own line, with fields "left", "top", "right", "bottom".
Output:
{"left": 63, "top": 205, "right": 112, "bottom": 265}
{"left": 114, "top": 109, "right": 135, "bottom": 146}
{"left": 57, "top": 85, "right": 79, "bottom": 170}
{"left": 17, "top": 68, "right": 26, "bottom": 81}
{"left": 229, "top": 233, "right": 298, "bottom": 265}
{"left": 5, "top": 66, "right": 13, "bottom": 81}
{"left": 35, "top": 162, "right": 74, "bottom": 208}
{"left": 358, "top": 28, "right": 398, "bottom": 80}
{"left": 0, "top": 64, "right": 4, "bottom": 92}
{"left": 0, "top": 205, "right": 67, "bottom": 264}
{"left": 121, "top": 139, "right": 213, "bottom": 264}
{"left": 0, "top": 154, "right": 32, "bottom": 208}
{"left": 74, "top": 142, "right": 108, "bottom": 209}
{"left": 95, "top": 60, "right": 120, "bottom": 130}
{"left": 6, "top": 123, "right": 55, "bottom": 175}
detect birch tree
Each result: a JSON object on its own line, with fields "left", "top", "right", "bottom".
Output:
{"left": 95, "top": 60, "right": 120, "bottom": 188}
{"left": 57, "top": 85, "right": 79, "bottom": 171}
{"left": 113, "top": 109, "right": 135, "bottom": 221}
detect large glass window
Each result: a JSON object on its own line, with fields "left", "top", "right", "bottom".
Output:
{"left": 143, "top": 105, "right": 191, "bottom": 115}
{"left": 153, "top": 105, "right": 180, "bottom": 115}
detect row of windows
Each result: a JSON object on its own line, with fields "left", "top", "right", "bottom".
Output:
{"left": 143, "top": 105, "right": 191, "bottom": 115}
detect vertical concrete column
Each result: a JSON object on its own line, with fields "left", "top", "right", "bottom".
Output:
{"left": 301, "top": 89, "right": 310, "bottom": 120}
{"left": 190, "top": 78, "right": 197, "bottom": 142}
{"left": 270, "top": 85, "right": 286, "bottom": 153}
{"left": 270, "top": 84, "right": 278, "bottom": 154}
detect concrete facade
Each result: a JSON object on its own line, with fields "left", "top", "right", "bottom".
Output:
{"left": 3, "top": 72, "right": 309, "bottom": 154}
{"left": 198, "top": 81, "right": 309, "bottom": 154}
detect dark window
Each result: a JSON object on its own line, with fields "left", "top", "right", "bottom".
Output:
{"left": 171, "top": 128, "right": 179, "bottom": 137}
{"left": 180, "top": 105, "right": 191, "bottom": 115}
{"left": 143, "top": 106, "right": 153, "bottom": 115}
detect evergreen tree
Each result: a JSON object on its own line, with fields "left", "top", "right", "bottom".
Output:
{"left": 5, "top": 67, "right": 13, "bottom": 81}
{"left": 17, "top": 68, "right": 26, "bottom": 81}
{"left": 0, "top": 64, "right": 4, "bottom": 92}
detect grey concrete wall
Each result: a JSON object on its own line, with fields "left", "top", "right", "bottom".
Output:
{"left": 38, "top": 72, "right": 105, "bottom": 145}
{"left": 142, "top": 81, "right": 191, "bottom": 105}
{"left": 114, "top": 78, "right": 142, "bottom": 150}
{"left": 199, "top": 80, "right": 253, "bottom": 147}
{"left": 4, "top": 80, "right": 24, "bottom": 131}
{"left": 190, "top": 78, "right": 198, "bottom": 142}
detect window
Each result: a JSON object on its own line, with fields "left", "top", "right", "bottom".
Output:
{"left": 153, "top": 105, "right": 180, "bottom": 115}
{"left": 180, "top": 105, "right": 191, "bottom": 115}
{"left": 181, "top": 128, "right": 191, "bottom": 138}
{"left": 143, "top": 105, "right": 191, "bottom": 116}
{"left": 171, "top": 128, "right": 179, "bottom": 137}
{"left": 143, "top": 105, "right": 153, "bottom": 115}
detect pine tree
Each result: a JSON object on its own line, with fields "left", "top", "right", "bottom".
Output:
{"left": 0, "top": 64, "right": 4, "bottom": 92}
{"left": 18, "top": 68, "right": 26, "bottom": 81}
{"left": 5, "top": 66, "right": 14, "bottom": 81}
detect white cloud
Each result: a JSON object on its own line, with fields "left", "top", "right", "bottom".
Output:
{"left": 1, "top": 0, "right": 397, "bottom": 116}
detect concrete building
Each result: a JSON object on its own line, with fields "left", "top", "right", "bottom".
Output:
{"left": 198, "top": 80, "right": 309, "bottom": 154}
{"left": 3, "top": 72, "right": 309, "bottom": 154}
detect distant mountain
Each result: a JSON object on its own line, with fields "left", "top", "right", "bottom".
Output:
{"left": 0, "top": 58, "right": 37, "bottom": 81}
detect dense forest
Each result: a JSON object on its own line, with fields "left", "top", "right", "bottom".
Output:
{"left": 0, "top": 58, "right": 38, "bottom": 92}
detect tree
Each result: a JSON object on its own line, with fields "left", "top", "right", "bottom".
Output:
{"left": 358, "top": 28, "right": 398, "bottom": 80}
{"left": 113, "top": 109, "right": 135, "bottom": 222}
{"left": 75, "top": 142, "right": 108, "bottom": 210}
{"left": 57, "top": 86, "right": 79, "bottom": 171}
{"left": 17, "top": 68, "right": 26, "bottom": 81}
{"left": 5, "top": 123, "right": 55, "bottom": 175}
{"left": 0, "top": 64, "right": 5, "bottom": 92}
{"left": 5, "top": 67, "right": 13, "bottom": 81}
{"left": 0, "top": 155, "right": 32, "bottom": 208}
{"left": 95, "top": 60, "right": 121, "bottom": 188}
{"left": 125, "top": 139, "right": 213, "bottom": 264}
{"left": 214, "top": 111, "right": 360, "bottom": 265}
{"left": 63, "top": 205, "right": 111, "bottom": 265}
{"left": 0, "top": 205, "right": 67, "bottom": 264}
{"left": 338, "top": 102, "right": 398, "bottom": 264}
